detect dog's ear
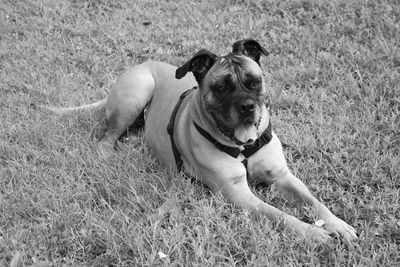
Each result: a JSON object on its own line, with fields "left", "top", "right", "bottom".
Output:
{"left": 175, "top": 49, "right": 218, "bottom": 82}
{"left": 232, "top": 39, "right": 269, "bottom": 65}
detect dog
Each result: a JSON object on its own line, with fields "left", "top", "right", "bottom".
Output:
{"left": 45, "top": 39, "right": 357, "bottom": 243}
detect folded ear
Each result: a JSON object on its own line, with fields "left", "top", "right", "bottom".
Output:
{"left": 175, "top": 49, "right": 218, "bottom": 83}
{"left": 232, "top": 39, "right": 269, "bottom": 65}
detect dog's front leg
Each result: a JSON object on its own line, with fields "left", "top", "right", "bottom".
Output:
{"left": 274, "top": 171, "right": 357, "bottom": 241}
{"left": 221, "top": 176, "right": 333, "bottom": 243}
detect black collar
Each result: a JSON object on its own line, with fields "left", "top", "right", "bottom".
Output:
{"left": 193, "top": 119, "right": 273, "bottom": 159}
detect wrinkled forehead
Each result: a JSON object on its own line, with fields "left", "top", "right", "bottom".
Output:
{"left": 208, "top": 54, "right": 263, "bottom": 81}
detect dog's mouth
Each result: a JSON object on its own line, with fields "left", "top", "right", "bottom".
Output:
{"left": 212, "top": 113, "right": 261, "bottom": 145}
{"left": 234, "top": 123, "right": 259, "bottom": 145}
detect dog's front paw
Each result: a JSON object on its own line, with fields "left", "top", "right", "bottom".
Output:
{"left": 323, "top": 216, "right": 357, "bottom": 241}
{"left": 288, "top": 218, "right": 332, "bottom": 243}
{"left": 304, "top": 224, "right": 333, "bottom": 243}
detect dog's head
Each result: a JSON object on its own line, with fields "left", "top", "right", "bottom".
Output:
{"left": 176, "top": 39, "right": 269, "bottom": 145}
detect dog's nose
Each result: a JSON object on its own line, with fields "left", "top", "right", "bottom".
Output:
{"left": 240, "top": 100, "right": 255, "bottom": 116}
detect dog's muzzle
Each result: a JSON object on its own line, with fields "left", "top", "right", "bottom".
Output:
{"left": 211, "top": 112, "right": 262, "bottom": 145}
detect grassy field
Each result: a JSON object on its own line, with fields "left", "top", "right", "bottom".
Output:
{"left": 1, "top": 0, "right": 399, "bottom": 266}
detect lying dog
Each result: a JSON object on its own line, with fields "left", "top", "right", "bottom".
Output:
{"left": 45, "top": 39, "right": 357, "bottom": 242}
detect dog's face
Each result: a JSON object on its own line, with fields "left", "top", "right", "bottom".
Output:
{"left": 201, "top": 55, "right": 266, "bottom": 144}
{"left": 176, "top": 39, "right": 269, "bottom": 145}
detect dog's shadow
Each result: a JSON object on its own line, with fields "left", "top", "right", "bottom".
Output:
{"left": 117, "top": 110, "right": 146, "bottom": 142}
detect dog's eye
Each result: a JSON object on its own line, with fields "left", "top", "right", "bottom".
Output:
{"left": 251, "top": 80, "right": 261, "bottom": 88}
{"left": 217, "top": 85, "right": 228, "bottom": 92}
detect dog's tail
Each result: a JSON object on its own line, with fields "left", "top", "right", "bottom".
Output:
{"left": 40, "top": 97, "right": 107, "bottom": 114}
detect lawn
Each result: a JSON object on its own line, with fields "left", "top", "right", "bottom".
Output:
{"left": 0, "top": 0, "right": 399, "bottom": 266}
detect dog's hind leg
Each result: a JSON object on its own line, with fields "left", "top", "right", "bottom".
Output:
{"left": 98, "top": 64, "right": 155, "bottom": 158}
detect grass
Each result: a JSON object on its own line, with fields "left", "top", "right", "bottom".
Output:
{"left": 1, "top": 0, "right": 399, "bottom": 266}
